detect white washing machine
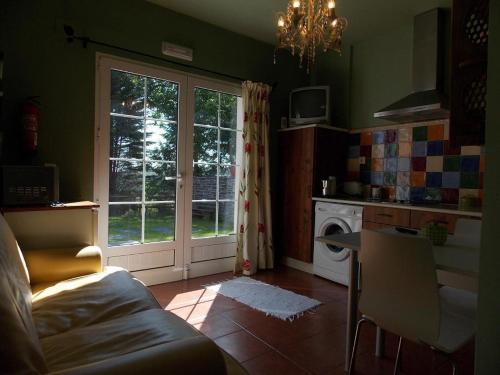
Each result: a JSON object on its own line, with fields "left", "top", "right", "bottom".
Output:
{"left": 313, "top": 201, "right": 363, "bottom": 286}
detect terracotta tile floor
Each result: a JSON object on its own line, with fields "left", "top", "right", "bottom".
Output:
{"left": 149, "top": 266, "right": 474, "bottom": 375}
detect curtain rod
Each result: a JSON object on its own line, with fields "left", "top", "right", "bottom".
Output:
{"left": 63, "top": 25, "right": 277, "bottom": 89}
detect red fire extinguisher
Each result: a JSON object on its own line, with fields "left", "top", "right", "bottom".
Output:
{"left": 21, "top": 98, "right": 40, "bottom": 153}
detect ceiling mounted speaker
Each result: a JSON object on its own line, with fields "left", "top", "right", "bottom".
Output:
{"left": 161, "top": 42, "right": 193, "bottom": 61}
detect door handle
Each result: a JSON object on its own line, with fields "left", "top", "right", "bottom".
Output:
{"left": 376, "top": 213, "right": 393, "bottom": 218}
{"left": 177, "top": 173, "right": 184, "bottom": 189}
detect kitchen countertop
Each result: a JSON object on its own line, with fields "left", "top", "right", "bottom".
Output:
{"left": 312, "top": 196, "right": 482, "bottom": 218}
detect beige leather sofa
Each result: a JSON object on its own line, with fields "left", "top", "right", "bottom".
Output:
{"left": 0, "top": 214, "right": 246, "bottom": 374}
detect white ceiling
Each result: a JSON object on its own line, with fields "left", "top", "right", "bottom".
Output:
{"left": 147, "top": 0, "right": 451, "bottom": 45}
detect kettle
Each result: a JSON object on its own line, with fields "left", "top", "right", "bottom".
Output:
{"left": 321, "top": 176, "right": 337, "bottom": 196}
{"left": 343, "top": 181, "right": 362, "bottom": 196}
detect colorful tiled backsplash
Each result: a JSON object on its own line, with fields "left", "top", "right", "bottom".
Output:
{"left": 347, "top": 120, "right": 485, "bottom": 204}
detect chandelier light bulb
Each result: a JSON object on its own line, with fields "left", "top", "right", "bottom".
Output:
{"left": 276, "top": 0, "right": 347, "bottom": 73}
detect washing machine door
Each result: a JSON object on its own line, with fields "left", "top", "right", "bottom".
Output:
{"left": 317, "top": 217, "right": 352, "bottom": 261}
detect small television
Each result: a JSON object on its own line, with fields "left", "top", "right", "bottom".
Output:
{"left": 289, "top": 86, "right": 330, "bottom": 126}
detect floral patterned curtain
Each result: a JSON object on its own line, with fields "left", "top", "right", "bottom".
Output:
{"left": 235, "top": 81, "right": 274, "bottom": 275}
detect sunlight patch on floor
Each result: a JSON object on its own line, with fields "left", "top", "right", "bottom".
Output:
{"left": 165, "top": 288, "right": 218, "bottom": 324}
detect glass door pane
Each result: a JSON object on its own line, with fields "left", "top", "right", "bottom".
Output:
{"left": 191, "top": 88, "right": 242, "bottom": 239}
{"left": 108, "top": 70, "right": 179, "bottom": 247}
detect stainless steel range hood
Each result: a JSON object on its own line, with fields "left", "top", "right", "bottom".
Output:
{"left": 374, "top": 9, "right": 449, "bottom": 123}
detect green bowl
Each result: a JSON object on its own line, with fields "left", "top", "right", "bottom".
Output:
{"left": 422, "top": 222, "right": 448, "bottom": 246}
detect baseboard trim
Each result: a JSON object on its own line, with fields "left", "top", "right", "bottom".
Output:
{"left": 131, "top": 266, "right": 182, "bottom": 286}
{"left": 188, "top": 257, "right": 235, "bottom": 278}
{"left": 281, "top": 256, "right": 314, "bottom": 274}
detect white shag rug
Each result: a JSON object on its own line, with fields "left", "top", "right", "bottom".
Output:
{"left": 205, "top": 277, "right": 321, "bottom": 321}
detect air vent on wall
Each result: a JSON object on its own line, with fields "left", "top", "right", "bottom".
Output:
{"left": 161, "top": 42, "right": 193, "bottom": 61}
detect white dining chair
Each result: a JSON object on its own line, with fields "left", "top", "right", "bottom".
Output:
{"left": 454, "top": 218, "right": 482, "bottom": 248}
{"left": 348, "top": 230, "right": 477, "bottom": 375}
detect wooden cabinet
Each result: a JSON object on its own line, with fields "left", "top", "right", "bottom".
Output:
{"left": 279, "top": 128, "right": 314, "bottom": 263}
{"left": 450, "top": 0, "right": 489, "bottom": 146}
{"left": 363, "top": 206, "right": 410, "bottom": 227}
{"left": 362, "top": 221, "right": 394, "bottom": 231}
{"left": 278, "top": 126, "right": 348, "bottom": 263}
{"left": 362, "top": 204, "right": 479, "bottom": 234}
{"left": 410, "top": 210, "right": 477, "bottom": 234}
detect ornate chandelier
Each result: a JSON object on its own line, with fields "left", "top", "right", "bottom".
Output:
{"left": 275, "top": 0, "right": 347, "bottom": 73}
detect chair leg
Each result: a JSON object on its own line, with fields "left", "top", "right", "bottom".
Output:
{"left": 348, "top": 317, "right": 370, "bottom": 375}
{"left": 392, "top": 336, "right": 403, "bottom": 375}
{"left": 450, "top": 357, "right": 457, "bottom": 375}
{"left": 430, "top": 347, "right": 458, "bottom": 375}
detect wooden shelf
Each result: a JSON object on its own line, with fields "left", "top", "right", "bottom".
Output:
{"left": 1, "top": 201, "right": 99, "bottom": 213}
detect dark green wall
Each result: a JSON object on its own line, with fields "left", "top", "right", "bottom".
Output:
{"left": 0, "top": 0, "right": 307, "bottom": 201}
{"left": 312, "top": 23, "right": 414, "bottom": 130}
{"left": 310, "top": 22, "right": 418, "bottom": 130}
{"left": 323, "top": 7, "right": 452, "bottom": 130}
{"left": 349, "top": 23, "right": 414, "bottom": 129}
{"left": 309, "top": 10, "right": 450, "bottom": 130}
{"left": 310, "top": 48, "right": 352, "bottom": 128}
{"left": 476, "top": 0, "right": 500, "bottom": 372}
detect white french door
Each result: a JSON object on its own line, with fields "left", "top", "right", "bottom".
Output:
{"left": 94, "top": 54, "right": 242, "bottom": 285}
{"left": 183, "top": 77, "right": 243, "bottom": 278}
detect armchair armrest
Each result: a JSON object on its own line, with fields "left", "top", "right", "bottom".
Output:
{"left": 49, "top": 336, "right": 228, "bottom": 375}
{"left": 23, "top": 246, "right": 102, "bottom": 286}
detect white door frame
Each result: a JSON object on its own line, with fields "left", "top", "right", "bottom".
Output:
{"left": 94, "top": 53, "right": 242, "bottom": 283}
{"left": 94, "top": 53, "right": 188, "bottom": 284}
{"left": 184, "top": 76, "right": 243, "bottom": 277}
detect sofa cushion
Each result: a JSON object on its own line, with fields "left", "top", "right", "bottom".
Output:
{"left": 0, "top": 215, "right": 47, "bottom": 374}
{"left": 32, "top": 267, "right": 160, "bottom": 338}
{"left": 40, "top": 309, "right": 201, "bottom": 372}
{"left": 25, "top": 246, "right": 103, "bottom": 289}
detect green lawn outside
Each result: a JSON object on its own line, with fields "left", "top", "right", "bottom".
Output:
{"left": 108, "top": 216, "right": 234, "bottom": 247}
